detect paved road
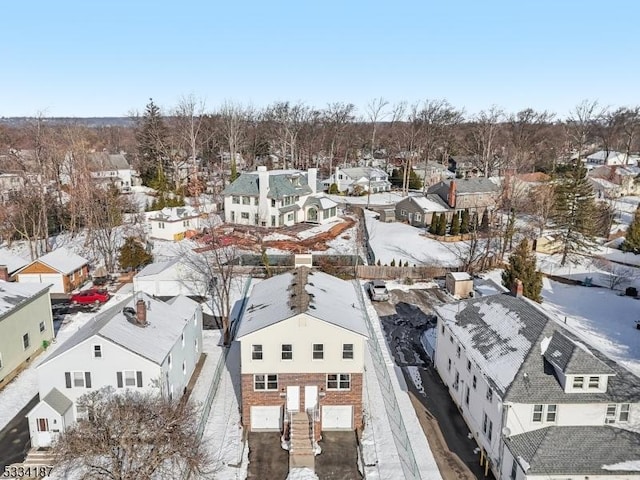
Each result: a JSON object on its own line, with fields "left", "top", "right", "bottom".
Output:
{"left": 0, "top": 394, "right": 38, "bottom": 469}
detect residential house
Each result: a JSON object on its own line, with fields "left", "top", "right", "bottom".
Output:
{"left": 448, "top": 155, "right": 480, "bottom": 178}
{"left": 133, "top": 258, "right": 207, "bottom": 298}
{"left": 0, "top": 173, "right": 25, "bottom": 204}
{"left": 236, "top": 267, "right": 368, "bottom": 440}
{"left": 322, "top": 167, "right": 392, "bottom": 194}
{"left": 87, "top": 152, "right": 139, "bottom": 192}
{"left": 589, "top": 176, "right": 622, "bottom": 199}
{"left": 586, "top": 150, "right": 636, "bottom": 166}
{"left": 148, "top": 206, "right": 202, "bottom": 241}
{"left": 427, "top": 178, "right": 500, "bottom": 214}
{"left": 223, "top": 167, "right": 338, "bottom": 227}
{"left": 590, "top": 165, "right": 640, "bottom": 197}
{"left": 433, "top": 284, "right": 640, "bottom": 480}
{"left": 27, "top": 293, "right": 202, "bottom": 448}
{"left": 0, "top": 249, "right": 29, "bottom": 281}
{"left": 395, "top": 194, "right": 450, "bottom": 227}
{"left": 15, "top": 248, "right": 89, "bottom": 294}
{"left": 412, "top": 161, "right": 455, "bottom": 187}
{"left": 0, "top": 281, "right": 53, "bottom": 389}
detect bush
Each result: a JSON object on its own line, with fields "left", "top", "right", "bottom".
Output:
{"left": 404, "top": 277, "right": 414, "bottom": 285}
{"left": 328, "top": 183, "right": 339, "bottom": 194}
{"left": 625, "top": 286, "right": 638, "bottom": 297}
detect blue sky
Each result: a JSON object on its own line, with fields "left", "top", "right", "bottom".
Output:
{"left": 1, "top": 0, "right": 638, "bottom": 118}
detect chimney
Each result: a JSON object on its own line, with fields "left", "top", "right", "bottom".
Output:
{"left": 511, "top": 279, "right": 524, "bottom": 298}
{"left": 335, "top": 166, "right": 340, "bottom": 191}
{"left": 0, "top": 265, "right": 9, "bottom": 282}
{"left": 308, "top": 168, "right": 317, "bottom": 194}
{"left": 447, "top": 180, "right": 457, "bottom": 208}
{"left": 257, "top": 166, "right": 268, "bottom": 213}
{"left": 136, "top": 299, "right": 147, "bottom": 325}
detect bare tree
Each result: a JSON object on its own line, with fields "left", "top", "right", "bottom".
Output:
{"left": 465, "top": 106, "right": 504, "bottom": 177}
{"left": 323, "top": 102, "right": 356, "bottom": 173}
{"left": 174, "top": 95, "right": 208, "bottom": 198}
{"left": 591, "top": 258, "right": 638, "bottom": 290}
{"left": 365, "top": 97, "right": 389, "bottom": 159}
{"left": 53, "top": 387, "right": 212, "bottom": 480}
{"left": 566, "top": 99, "right": 606, "bottom": 161}
{"left": 505, "top": 108, "right": 555, "bottom": 173}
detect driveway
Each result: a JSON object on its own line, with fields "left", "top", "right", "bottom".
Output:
{"left": 0, "top": 394, "right": 38, "bottom": 470}
{"left": 246, "top": 432, "right": 288, "bottom": 480}
{"left": 315, "top": 431, "right": 362, "bottom": 480}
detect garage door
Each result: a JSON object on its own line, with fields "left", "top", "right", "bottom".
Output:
{"left": 39, "top": 274, "right": 65, "bottom": 293}
{"left": 322, "top": 406, "right": 353, "bottom": 430}
{"left": 251, "top": 406, "right": 283, "bottom": 431}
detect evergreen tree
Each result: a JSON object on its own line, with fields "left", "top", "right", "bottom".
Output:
{"left": 471, "top": 212, "right": 479, "bottom": 232}
{"left": 502, "top": 239, "right": 543, "bottom": 302}
{"left": 621, "top": 207, "right": 640, "bottom": 254}
{"left": 408, "top": 169, "right": 423, "bottom": 190}
{"left": 551, "top": 161, "right": 597, "bottom": 266}
{"left": 390, "top": 168, "right": 403, "bottom": 187}
{"left": 390, "top": 258, "right": 396, "bottom": 266}
{"left": 480, "top": 209, "right": 490, "bottom": 231}
{"left": 429, "top": 213, "right": 438, "bottom": 234}
{"left": 460, "top": 209, "right": 470, "bottom": 234}
{"left": 230, "top": 158, "right": 239, "bottom": 182}
{"left": 118, "top": 237, "right": 153, "bottom": 271}
{"left": 437, "top": 213, "right": 447, "bottom": 236}
{"left": 450, "top": 211, "right": 461, "bottom": 236}
{"left": 136, "top": 98, "right": 169, "bottom": 188}
{"left": 328, "top": 183, "right": 339, "bottom": 194}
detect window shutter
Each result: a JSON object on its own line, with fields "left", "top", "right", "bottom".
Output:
{"left": 85, "top": 372, "right": 92, "bottom": 388}
{"left": 65, "top": 372, "right": 71, "bottom": 389}
{"left": 116, "top": 372, "right": 123, "bottom": 388}
{"left": 136, "top": 371, "right": 143, "bottom": 388}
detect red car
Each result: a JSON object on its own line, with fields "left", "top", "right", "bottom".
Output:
{"left": 70, "top": 289, "right": 110, "bottom": 305}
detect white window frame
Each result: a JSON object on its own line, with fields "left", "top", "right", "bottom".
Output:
{"left": 93, "top": 344, "right": 102, "bottom": 358}
{"left": 607, "top": 403, "right": 630, "bottom": 423}
{"left": 342, "top": 343, "right": 354, "bottom": 360}
{"left": 533, "top": 404, "right": 557, "bottom": 423}
{"left": 240, "top": 212, "right": 250, "bottom": 220}
{"left": 281, "top": 344, "right": 293, "bottom": 361}
{"left": 572, "top": 376, "right": 584, "bottom": 389}
{"left": 532, "top": 404, "right": 544, "bottom": 422}
{"left": 123, "top": 370, "right": 137, "bottom": 387}
{"left": 73, "top": 371, "right": 87, "bottom": 388}
{"left": 252, "top": 344, "right": 263, "bottom": 360}
{"left": 327, "top": 373, "right": 351, "bottom": 390}
{"left": 254, "top": 374, "right": 278, "bottom": 391}
{"left": 312, "top": 343, "right": 324, "bottom": 360}
{"left": 546, "top": 404, "right": 557, "bottom": 422}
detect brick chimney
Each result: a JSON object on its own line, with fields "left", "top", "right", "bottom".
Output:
{"left": 511, "top": 279, "right": 524, "bottom": 298}
{"left": 0, "top": 265, "right": 9, "bottom": 282}
{"left": 136, "top": 299, "right": 147, "bottom": 325}
{"left": 447, "top": 180, "right": 457, "bottom": 208}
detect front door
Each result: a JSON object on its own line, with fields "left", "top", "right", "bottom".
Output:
{"left": 304, "top": 385, "right": 318, "bottom": 412}
{"left": 286, "top": 386, "right": 300, "bottom": 412}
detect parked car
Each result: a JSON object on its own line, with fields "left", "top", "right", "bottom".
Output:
{"left": 70, "top": 288, "right": 110, "bottom": 305}
{"left": 368, "top": 280, "right": 390, "bottom": 301}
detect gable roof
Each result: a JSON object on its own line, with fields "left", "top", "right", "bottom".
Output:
{"left": 337, "top": 167, "right": 388, "bottom": 180}
{"left": 87, "top": 152, "right": 131, "bottom": 171}
{"left": 543, "top": 330, "right": 613, "bottom": 375}
{"left": 135, "top": 258, "right": 181, "bottom": 278}
{"left": 148, "top": 206, "right": 200, "bottom": 222}
{"left": 0, "top": 249, "right": 29, "bottom": 274}
{"left": 43, "top": 388, "right": 73, "bottom": 416}
{"left": 0, "top": 280, "right": 50, "bottom": 321}
{"left": 40, "top": 293, "right": 199, "bottom": 366}
{"left": 406, "top": 194, "right": 450, "bottom": 212}
{"left": 506, "top": 426, "right": 640, "bottom": 476}
{"left": 236, "top": 268, "right": 368, "bottom": 338}
{"left": 222, "top": 169, "right": 316, "bottom": 199}
{"left": 428, "top": 178, "right": 500, "bottom": 197}
{"left": 24, "top": 248, "right": 89, "bottom": 275}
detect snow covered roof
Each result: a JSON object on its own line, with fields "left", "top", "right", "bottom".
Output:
{"left": 338, "top": 167, "right": 388, "bottom": 180}
{"left": 0, "top": 249, "right": 29, "bottom": 274}
{"left": 0, "top": 280, "right": 50, "bottom": 320}
{"left": 135, "top": 258, "right": 181, "bottom": 277}
{"left": 448, "top": 272, "right": 472, "bottom": 281}
{"left": 148, "top": 206, "right": 200, "bottom": 222}
{"left": 25, "top": 247, "right": 89, "bottom": 275}
{"left": 506, "top": 426, "right": 640, "bottom": 476}
{"left": 43, "top": 388, "right": 73, "bottom": 416}
{"left": 410, "top": 195, "right": 450, "bottom": 212}
{"left": 587, "top": 150, "right": 627, "bottom": 162}
{"left": 303, "top": 195, "right": 338, "bottom": 210}
{"left": 40, "top": 293, "right": 199, "bottom": 366}
{"left": 236, "top": 268, "right": 368, "bottom": 338}
{"left": 87, "top": 152, "right": 131, "bottom": 171}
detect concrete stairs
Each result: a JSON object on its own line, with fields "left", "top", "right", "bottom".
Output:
{"left": 289, "top": 411, "right": 315, "bottom": 470}
{"left": 7, "top": 448, "right": 56, "bottom": 479}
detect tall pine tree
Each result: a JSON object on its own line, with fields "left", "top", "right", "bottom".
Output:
{"left": 551, "top": 161, "right": 597, "bottom": 266}
{"left": 437, "top": 213, "right": 447, "bottom": 236}
{"left": 136, "top": 98, "right": 169, "bottom": 189}
{"left": 621, "top": 207, "right": 640, "bottom": 254}
{"left": 502, "top": 239, "right": 543, "bottom": 302}
{"left": 429, "top": 213, "right": 438, "bottom": 234}
{"left": 450, "top": 211, "right": 460, "bottom": 235}
{"left": 460, "top": 209, "right": 470, "bottom": 234}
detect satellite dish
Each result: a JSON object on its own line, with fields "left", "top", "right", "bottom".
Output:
{"left": 502, "top": 427, "right": 511, "bottom": 436}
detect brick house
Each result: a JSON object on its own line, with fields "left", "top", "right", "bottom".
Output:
{"left": 15, "top": 248, "right": 89, "bottom": 294}
{"left": 236, "top": 267, "right": 368, "bottom": 441}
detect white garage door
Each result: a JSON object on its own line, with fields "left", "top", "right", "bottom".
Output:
{"left": 251, "top": 406, "right": 283, "bottom": 431}
{"left": 322, "top": 406, "right": 353, "bottom": 430}
{"left": 18, "top": 274, "right": 65, "bottom": 293}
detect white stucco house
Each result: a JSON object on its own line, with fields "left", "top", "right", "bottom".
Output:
{"left": 26, "top": 293, "right": 202, "bottom": 448}
{"left": 236, "top": 267, "right": 368, "bottom": 440}
{"left": 433, "top": 285, "right": 640, "bottom": 480}
{"left": 133, "top": 258, "right": 207, "bottom": 297}
{"left": 322, "top": 166, "right": 392, "bottom": 194}
{"left": 148, "top": 206, "right": 202, "bottom": 241}
{"left": 222, "top": 167, "right": 338, "bottom": 227}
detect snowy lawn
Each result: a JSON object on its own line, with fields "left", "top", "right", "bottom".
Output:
{"left": 540, "top": 279, "right": 640, "bottom": 377}
{"left": 364, "top": 210, "right": 463, "bottom": 267}
{"left": 326, "top": 191, "right": 407, "bottom": 206}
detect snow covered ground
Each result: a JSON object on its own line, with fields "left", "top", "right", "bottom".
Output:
{"left": 326, "top": 191, "right": 409, "bottom": 206}
{"left": 364, "top": 210, "right": 463, "bottom": 267}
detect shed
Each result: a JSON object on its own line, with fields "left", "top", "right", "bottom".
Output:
{"left": 445, "top": 272, "right": 473, "bottom": 298}
{"left": 15, "top": 248, "right": 90, "bottom": 294}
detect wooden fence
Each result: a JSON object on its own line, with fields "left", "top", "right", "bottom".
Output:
{"left": 231, "top": 264, "right": 452, "bottom": 280}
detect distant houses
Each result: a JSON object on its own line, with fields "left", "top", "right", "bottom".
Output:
{"left": 148, "top": 206, "right": 202, "bottom": 241}
{"left": 322, "top": 167, "right": 392, "bottom": 194}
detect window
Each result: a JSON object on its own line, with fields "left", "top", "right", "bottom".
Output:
{"left": 482, "top": 413, "right": 492, "bottom": 441}
{"left": 606, "top": 404, "right": 617, "bottom": 424}
{"left": 588, "top": 376, "right": 600, "bottom": 389}
{"left": 573, "top": 376, "right": 584, "bottom": 388}
{"left": 456, "top": 345, "right": 461, "bottom": 358}
{"left": 39, "top": 321, "right": 45, "bottom": 333}
{"left": 254, "top": 214, "right": 259, "bottom": 225}
{"left": 546, "top": 404, "right": 557, "bottom": 422}
{"left": 22, "top": 333, "right": 30, "bottom": 350}
{"left": 183, "top": 220, "right": 190, "bottom": 227}
{"left": 465, "top": 386, "right": 470, "bottom": 405}
{"left": 312, "top": 344, "right": 324, "bottom": 360}
{"left": 232, "top": 196, "right": 240, "bottom": 204}
{"left": 93, "top": 345, "right": 102, "bottom": 358}
{"left": 441, "top": 324, "right": 445, "bottom": 334}
{"left": 472, "top": 375, "right": 477, "bottom": 389}
{"left": 287, "top": 213, "right": 294, "bottom": 222}
{"left": 254, "top": 374, "right": 278, "bottom": 391}
{"left": 400, "top": 209, "right": 407, "bottom": 216}
{"left": 449, "top": 334, "right": 453, "bottom": 343}
{"left": 271, "top": 199, "right": 276, "bottom": 207}
{"left": 231, "top": 211, "right": 235, "bottom": 222}
{"left": 36, "top": 418, "right": 49, "bottom": 432}
{"left": 327, "top": 374, "right": 351, "bottom": 390}
{"left": 447, "top": 358, "right": 451, "bottom": 371}
{"left": 454, "top": 371, "right": 459, "bottom": 391}
{"left": 415, "top": 213, "right": 422, "bottom": 222}
{"left": 343, "top": 344, "right": 354, "bottom": 359}
{"left": 124, "top": 371, "right": 137, "bottom": 387}
{"left": 241, "top": 212, "right": 249, "bottom": 220}
{"left": 254, "top": 197, "right": 259, "bottom": 206}
{"left": 252, "top": 344, "right": 263, "bottom": 360}
{"left": 66, "top": 371, "right": 92, "bottom": 389}
{"left": 620, "top": 403, "right": 630, "bottom": 422}
{"left": 158, "top": 222, "right": 165, "bottom": 229}
{"left": 117, "top": 371, "right": 142, "bottom": 388}
{"left": 467, "top": 360, "right": 471, "bottom": 371}
{"left": 486, "top": 387, "right": 493, "bottom": 402}
{"left": 281, "top": 344, "right": 293, "bottom": 360}
{"left": 242, "top": 196, "right": 250, "bottom": 205}
{"left": 607, "top": 403, "right": 631, "bottom": 423}
{"left": 533, "top": 404, "right": 543, "bottom": 422}
{"left": 271, "top": 215, "right": 276, "bottom": 227}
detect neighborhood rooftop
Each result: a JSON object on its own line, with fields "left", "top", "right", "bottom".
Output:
{"left": 87, "top": 152, "right": 130, "bottom": 171}
{"left": 0, "top": 249, "right": 29, "bottom": 274}
{"left": 428, "top": 177, "right": 500, "bottom": 196}
{"left": 24, "top": 247, "right": 88, "bottom": 275}
{"left": 236, "top": 267, "right": 368, "bottom": 338}
{"left": 0, "top": 280, "right": 50, "bottom": 320}
{"left": 222, "top": 169, "right": 322, "bottom": 199}
{"left": 42, "top": 387, "right": 73, "bottom": 416}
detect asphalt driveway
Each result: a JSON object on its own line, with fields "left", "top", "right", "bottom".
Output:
{"left": 246, "top": 432, "right": 288, "bottom": 480}
{"left": 315, "top": 431, "right": 362, "bottom": 480}
{"left": 0, "top": 394, "right": 37, "bottom": 469}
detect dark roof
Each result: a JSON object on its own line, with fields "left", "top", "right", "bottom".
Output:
{"left": 43, "top": 388, "right": 73, "bottom": 416}
{"left": 427, "top": 178, "right": 500, "bottom": 197}
{"left": 543, "top": 330, "right": 614, "bottom": 375}
{"left": 87, "top": 152, "right": 130, "bottom": 171}
{"left": 506, "top": 426, "right": 640, "bottom": 476}
{"left": 222, "top": 170, "right": 314, "bottom": 199}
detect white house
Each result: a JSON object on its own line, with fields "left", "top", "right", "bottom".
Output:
{"left": 87, "top": 152, "right": 139, "bottom": 192}
{"left": 433, "top": 284, "right": 640, "bottom": 480}
{"left": 148, "top": 206, "right": 202, "bottom": 241}
{"left": 236, "top": 267, "right": 368, "bottom": 440}
{"left": 223, "top": 167, "right": 338, "bottom": 227}
{"left": 323, "top": 167, "right": 392, "bottom": 194}
{"left": 586, "top": 150, "right": 637, "bottom": 166}
{"left": 133, "top": 258, "right": 207, "bottom": 297}
{"left": 27, "top": 293, "right": 202, "bottom": 448}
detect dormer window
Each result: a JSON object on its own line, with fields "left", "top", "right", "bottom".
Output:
{"left": 588, "top": 376, "right": 600, "bottom": 389}
{"left": 572, "top": 376, "right": 584, "bottom": 389}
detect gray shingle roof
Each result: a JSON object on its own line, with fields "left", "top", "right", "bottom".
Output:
{"left": 427, "top": 178, "right": 500, "bottom": 197}
{"left": 87, "top": 152, "right": 131, "bottom": 171}
{"left": 43, "top": 388, "right": 73, "bottom": 416}
{"left": 222, "top": 170, "right": 314, "bottom": 199}
{"left": 506, "top": 426, "right": 640, "bottom": 476}
{"left": 543, "top": 330, "right": 614, "bottom": 375}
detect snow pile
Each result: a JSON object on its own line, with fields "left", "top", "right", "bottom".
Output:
{"left": 296, "top": 219, "right": 344, "bottom": 240}
{"left": 602, "top": 460, "right": 640, "bottom": 471}
{"left": 517, "top": 455, "right": 531, "bottom": 472}
{"left": 286, "top": 468, "right": 319, "bottom": 480}
{"left": 385, "top": 280, "right": 438, "bottom": 291}
{"left": 405, "top": 366, "right": 425, "bottom": 395}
